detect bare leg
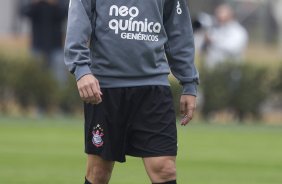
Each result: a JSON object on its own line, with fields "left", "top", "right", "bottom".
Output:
{"left": 85, "top": 155, "right": 115, "bottom": 184}
{"left": 143, "top": 156, "right": 177, "bottom": 183}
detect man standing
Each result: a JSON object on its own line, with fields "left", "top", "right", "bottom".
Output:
{"left": 21, "top": 0, "right": 68, "bottom": 84}
{"left": 64, "top": 0, "right": 199, "bottom": 184}
{"left": 203, "top": 4, "right": 248, "bottom": 68}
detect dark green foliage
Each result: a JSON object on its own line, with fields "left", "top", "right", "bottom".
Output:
{"left": 272, "top": 64, "right": 282, "bottom": 93}
{"left": 58, "top": 75, "right": 82, "bottom": 113}
{"left": 169, "top": 77, "right": 182, "bottom": 116}
{"left": 200, "top": 62, "right": 272, "bottom": 120}
{"left": 0, "top": 54, "right": 281, "bottom": 119}
{"left": 0, "top": 55, "right": 80, "bottom": 113}
{"left": 12, "top": 60, "right": 59, "bottom": 109}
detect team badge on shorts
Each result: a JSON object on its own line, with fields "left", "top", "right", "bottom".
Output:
{"left": 92, "top": 124, "right": 104, "bottom": 148}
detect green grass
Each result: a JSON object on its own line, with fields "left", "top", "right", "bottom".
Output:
{"left": 0, "top": 117, "right": 282, "bottom": 184}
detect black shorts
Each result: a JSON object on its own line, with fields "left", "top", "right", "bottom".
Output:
{"left": 84, "top": 86, "right": 177, "bottom": 162}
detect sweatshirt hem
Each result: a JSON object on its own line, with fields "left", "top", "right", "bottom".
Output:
{"left": 94, "top": 74, "right": 170, "bottom": 88}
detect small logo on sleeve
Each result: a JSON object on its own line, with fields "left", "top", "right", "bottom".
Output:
{"left": 92, "top": 124, "right": 104, "bottom": 148}
{"left": 177, "top": 1, "right": 182, "bottom": 15}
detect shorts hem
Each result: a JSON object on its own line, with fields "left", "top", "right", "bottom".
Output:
{"left": 85, "top": 150, "right": 126, "bottom": 163}
{"left": 126, "top": 151, "right": 177, "bottom": 158}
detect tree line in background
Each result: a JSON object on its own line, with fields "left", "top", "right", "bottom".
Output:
{"left": 0, "top": 54, "right": 281, "bottom": 122}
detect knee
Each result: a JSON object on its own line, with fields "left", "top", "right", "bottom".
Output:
{"left": 151, "top": 159, "right": 176, "bottom": 181}
{"left": 86, "top": 155, "right": 114, "bottom": 184}
{"left": 86, "top": 165, "right": 112, "bottom": 184}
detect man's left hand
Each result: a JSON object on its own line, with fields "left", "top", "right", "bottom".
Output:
{"left": 180, "top": 95, "right": 196, "bottom": 126}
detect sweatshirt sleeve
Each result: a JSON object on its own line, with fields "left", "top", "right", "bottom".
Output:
{"left": 64, "top": 0, "right": 94, "bottom": 81}
{"left": 164, "top": 0, "right": 199, "bottom": 96}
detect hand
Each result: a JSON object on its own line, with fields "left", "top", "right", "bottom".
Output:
{"left": 77, "top": 74, "right": 103, "bottom": 104}
{"left": 180, "top": 95, "right": 196, "bottom": 126}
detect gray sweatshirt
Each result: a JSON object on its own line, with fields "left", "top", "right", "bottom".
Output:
{"left": 64, "top": 0, "right": 199, "bottom": 95}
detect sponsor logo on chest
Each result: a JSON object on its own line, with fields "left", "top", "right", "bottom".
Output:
{"left": 108, "top": 5, "right": 161, "bottom": 42}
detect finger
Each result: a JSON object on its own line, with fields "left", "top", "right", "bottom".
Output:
{"left": 77, "top": 83, "right": 85, "bottom": 99}
{"left": 181, "top": 104, "right": 194, "bottom": 126}
{"left": 90, "top": 98, "right": 102, "bottom": 105}
{"left": 181, "top": 102, "right": 189, "bottom": 126}
{"left": 78, "top": 89, "right": 84, "bottom": 99}
{"left": 88, "top": 83, "right": 102, "bottom": 105}
{"left": 95, "top": 79, "right": 103, "bottom": 95}
{"left": 94, "top": 93, "right": 102, "bottom": 103}
{"left": 85, "top": 85, "right": 95, "bottom": 102}
{"left": 180, "top": 100, "right": 186, "bottom": 116}
{"left": 90, "top": 83, "right": 102, "bottom": 102}
{"left": 91, "top": 91, "right": 101, "bottom": 104}
{"left": 187, "top": 104, "right": 195, "bottom": 116}
{"left": 181, "top": 115, "right": 189, "bottom": 126}
{"left": 187, "top": 108, "right": 194, "bottom": 120}
{"left": 181, "top": 106, "right": 195, "bottom": 126}
{"left": 81, "top": 88, "right": 90, "bottom": 103}
{"left": 181, "top": 115, "right": 192, "bottom": 126}
{"left": 90, "top": 93, "right": 102, "bottom": 104}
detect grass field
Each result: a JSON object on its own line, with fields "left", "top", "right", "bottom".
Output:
{"left": 0, "top": 117, "right": 282, "bottom": 184}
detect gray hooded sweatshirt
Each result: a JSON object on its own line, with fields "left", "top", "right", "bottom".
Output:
{"left": 64, "top": 0, "right": 199, "bottom": 96}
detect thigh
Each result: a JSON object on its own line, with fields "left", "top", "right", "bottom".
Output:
{"left": 84, "top": 88, "right": 129, "bottom": 162}
{"left": 126, "top": 86, "right": 177, "bottom": 157}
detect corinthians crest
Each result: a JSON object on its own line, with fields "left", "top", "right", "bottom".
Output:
{"left": 92, "top": 124, "right": 104, "bottom": 148}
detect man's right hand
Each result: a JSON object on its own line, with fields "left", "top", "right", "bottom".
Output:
{"left": 77, "top": 74, "right": 103, "bottom": 104}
